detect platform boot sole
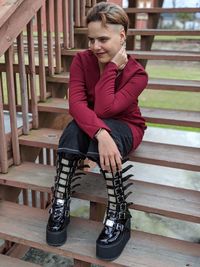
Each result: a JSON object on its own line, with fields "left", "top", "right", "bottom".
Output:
{"left": 96, "top": 218, "right": 131, "bottom": 261}
{"left": 46, "top": 225, "right": 67, "bottom": 246}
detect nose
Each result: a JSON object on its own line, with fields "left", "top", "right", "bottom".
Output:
{"left": 92, "top": 39, "right": 101, "bottom": 50}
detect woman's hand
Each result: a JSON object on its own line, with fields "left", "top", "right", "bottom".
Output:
{"left": 96, "top": 129, "right": 122, "bottom": 173}
{"left": 111, "top": 44, "right": 128, "bottom": 70}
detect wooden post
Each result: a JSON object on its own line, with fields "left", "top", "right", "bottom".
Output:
{"left": 17, "top": 32, "right": 29, "bottom": 135}
{"left": 46, "top": 0, "right": 55, "bottom": 76}
{"left": 27, "top": 19, "right": 39, "bottom": 129}
{"left": 5, "top": 45, "right": 21, "bottom": 165}
{"left": 54, "top": 0, "right": 62, "bottom": 73}
{"left": 69, "top": 0, "right": 75, "bottom": 48}
{"left": 37, "top": 7, "right": 47, "bottom": 101}
{"left": 62, "top": 0, "right": 69, "bottom": 49}
{"left": 0, "top": 72, "right": 8, "bottom": 173}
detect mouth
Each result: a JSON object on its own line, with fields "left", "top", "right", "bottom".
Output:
{"left": 95, "top": 52, "right": 107, "bottom": 58}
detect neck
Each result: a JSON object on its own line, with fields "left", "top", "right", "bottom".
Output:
{"left": 98, "top": 62, "right": 105, "bottom": 75}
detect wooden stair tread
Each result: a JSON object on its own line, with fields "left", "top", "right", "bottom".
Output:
{"left": 124, "top": 7, "right": 200, "bottom": 13}
{"left": 18, "top": 128, "right": 200, "bottom": 171}
{"left": 61, "top": 48, "right": 200, "bottom": 61}
{"left": 1, "top": 162, "right": 200, "bottom": 222}
{"left": 46, "top": 72, "right": 200, "bottom": 92}
{"left": 147, "top": 78, "right": 200, "bottom": 92}
{"left": 38, "top": 98, "right": 200, "bottom": 127}
{"left": 75, "top": 27, "right": 200, "bottom": 36}
{"left": 141, "top": 107, "right": 200, "bottom": 128}
{"left": 0, "top": 254, "right": 40, "bottom": 267}
{"left": 0, "top": 201, "right": 200, "bottom": 267}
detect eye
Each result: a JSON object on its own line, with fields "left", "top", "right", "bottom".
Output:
{"left": 88, "top": 38, "right": 95, "bottom": 44}
{"left": 99, "top": 37, "right": 109, "bottom": 43}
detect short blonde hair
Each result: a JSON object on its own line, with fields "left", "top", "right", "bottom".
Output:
{"left": 86, "top": 2, "right": 129, "bottom": 34}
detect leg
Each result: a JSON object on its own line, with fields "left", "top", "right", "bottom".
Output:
{"left": 89, "top": 119, "right": 134, "bottom": 260}
{"left": 46, "top": 121, "right": 89, "bottom": 246}
{"left": 96, "top": 162, "right": 134, "bottom": 261}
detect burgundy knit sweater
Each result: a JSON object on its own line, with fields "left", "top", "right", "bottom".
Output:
{"left": 69, "top": 50, "right": 148, "bottom": 150}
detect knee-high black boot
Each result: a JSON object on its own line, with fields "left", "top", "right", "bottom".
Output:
{"left": 46, "top": 155, "right": 84, "bottom": 246}
{"left": 96, "top": 161, "right": 133, "bottom": 261}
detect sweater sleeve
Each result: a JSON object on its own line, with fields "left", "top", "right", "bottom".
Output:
{"left": 69, "top": 53, "right": 111, "bottom": 138}
{"left": 94, "top": 62, "right": 148, "bottom": 118}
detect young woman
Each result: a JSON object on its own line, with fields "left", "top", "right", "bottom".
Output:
{"left": 46, "top": 2, "right": 148, "bottom": 261}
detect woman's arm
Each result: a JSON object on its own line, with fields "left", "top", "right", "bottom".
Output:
{"left": 69, "top": 53, "right": 111, "bottom": 138}
{"left": 94, "top": 61, "right": 148, "bottom": 118}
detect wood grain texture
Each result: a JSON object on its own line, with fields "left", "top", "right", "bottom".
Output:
{"left": 0, "top": 162, "right": 200, "bottom": 223}
{"left": 0, "top": 201, "right": 200, "bottom": 267}
{"left": 18, "top": 128, "right": 200, "bottom": 171}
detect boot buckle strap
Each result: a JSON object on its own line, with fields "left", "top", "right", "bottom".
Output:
{"left": 116, "top": 195, "right": 124, "bottom": 202}
{"left": 115, "top": 187, "right": 124, "bottom": 195}
{"left": 116, "top": 223, "right": 124, "bottom": 231}
{"left": 119, "top": 202, "right": 127, "bottom": 211}
{"left": 118, "top": 212, "right": 127, "bottom": 220}
{"left": 105, "top": 219, "right": 115, "bottom": 227}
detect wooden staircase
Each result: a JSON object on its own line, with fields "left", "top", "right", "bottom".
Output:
{"left": 0, "top": 0, "right": 200, "bottom": 266}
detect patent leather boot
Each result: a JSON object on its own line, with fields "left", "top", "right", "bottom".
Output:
{"left": 96, "top": 161, "right": 133, "bottom": 260}
{"left": 46, "top": 156, "right": 85, "bottom": 246}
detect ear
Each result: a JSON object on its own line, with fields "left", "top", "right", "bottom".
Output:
{"left": 119, "top": 28, "right": 126, "bottom": 44}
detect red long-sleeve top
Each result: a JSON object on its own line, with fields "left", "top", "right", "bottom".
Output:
{"left": 69, "top": 50, "right": 148, "bottom": 150}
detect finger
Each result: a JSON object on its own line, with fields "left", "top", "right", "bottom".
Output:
{"left": 104, "top": 156, "right": 111, "bottom": 172}
{"left": 100, "top": 155, "right": 105, "bottom": 171}
{"left": 115, "top": 154, "right": 122, "bottom": 171}
{"left": 109, "top": 156, "right": 117, "bottom": 173}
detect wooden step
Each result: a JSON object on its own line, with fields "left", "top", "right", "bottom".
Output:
{"left": 147, "top": 78, "right": 200, "bottom": 92}
{"left": 141, "top": 107, "right": 200, "bottom": 128}
{"left": 61, "top": 48, "right": 200, "bottom": 61}
{"left": 46, "top": 72, "right": 200, "bottom": 92}
{"left": 18, "top": 128, "right": 200, "bottom": 171}
{"left": 75, "top": 27, "right": 200, "bottom": 36}
{"left": 124, "top": 7, "right": 200, "bottom": 14}
{"left": 38, "top": 98, "right": 200, "bottom": 127}
{"left": 0, "top": 254, "right": 40, "bottom": 267}
{"left": 0, "top": 162, "right": 200, "bottom": 223}
{"left": 0, "top": 201, "right": 200, "bottom": 267}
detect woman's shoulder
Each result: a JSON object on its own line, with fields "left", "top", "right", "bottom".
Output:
{"left": 75, "top": 49, "right": 95, "bottom": 60}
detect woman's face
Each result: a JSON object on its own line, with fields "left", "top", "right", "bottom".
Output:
{"left": 87, "top": 21, "right": 125, "bottom": 65}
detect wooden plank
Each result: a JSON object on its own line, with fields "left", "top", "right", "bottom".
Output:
{"left": 62, "top": 0, "right": 69, "bottom": 49}
{"left": 18, "top": 128, "right": 200, "bottom": 171}
{"left": 147, "top": 78, "right": 200, "bottom": 92}
{"left": 0, "top": 66, "right": 8, "bottom": 173}
{"left": 54, "top": 0, "right": 62, "bottom": 74}
{"left": 27, "top": 19, "right": 39, "bottom": 129}
{"left": 0, "top": 201, "right": 200, "bottom": 267}
{"left": 46, "top": 0, "right": 54, "bottom": 76}
{"left": 37, "top": 98, "right": 200, "bottom": 127}
{"left": 0, "top": 254, "right": 40, "bottom": 267}
{"left": 37, "top": 7, "right": 46, "bottom": 101}
{"left": 141, "top": 107, "right": 200, "bottom": 128}
{"left": 0, "top": 0, "right": 44, "bottom": 56}
{"left": 0, "top": 0, "right": 24, "bottom": 28}
{"left": 61, "top": 48, "right": 200, "bottom": 61}
{"left": 131, "top": 141, "right": 200, "bottom": 171}
{"left": 0, "top": 162, "right": 200, "bottom": 223}
{"left": 46, "top": 72, "right": 200, "bottom": 92}
{"left": 125, "top": 7, "right": 200, "bottom": 13}
{"left": 17, "top": 32, "right": 29, "bottom": 135}
{"left": 5, "top": 46, "right": 20, "bottom": 165}
{"left": 74, "top": 27, "right": 200, "bottom": 36}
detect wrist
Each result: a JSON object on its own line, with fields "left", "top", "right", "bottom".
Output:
{"left": 95, "top": 128, "right": 107, "bottom": 141}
